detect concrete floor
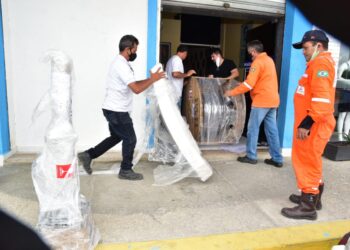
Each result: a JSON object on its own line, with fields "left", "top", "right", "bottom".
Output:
{"left": 0, "top": 150, "right": 349, "bottom": 244}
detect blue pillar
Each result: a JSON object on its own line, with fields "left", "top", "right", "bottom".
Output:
{"left": 277, "top": 0, "right": 312, "bottom": 149}
{"left": 146, "top": 0, "right": 159, "bottom": 148}
{"left": 147, "top": 0, "right": 158, "bottom": 75}
{"left": 0, "top": 2, "right": 10, "bottom": 156}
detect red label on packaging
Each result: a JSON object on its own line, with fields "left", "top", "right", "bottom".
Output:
{"left": 56, "top": 164, "right": 73, "bottom": 178}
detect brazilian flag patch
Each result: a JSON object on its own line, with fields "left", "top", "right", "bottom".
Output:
{"left": 317, "top": 70, "right": 329, "bottom": 77}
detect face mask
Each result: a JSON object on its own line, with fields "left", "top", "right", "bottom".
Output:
{"left": 310, "top": 44, "right": 320, "bottom": 61}
{"left": 215, "top": 57, "right": 221, "bottom": 67}
{"left": 129, "top": 52, "right": 137, "bottom": 62}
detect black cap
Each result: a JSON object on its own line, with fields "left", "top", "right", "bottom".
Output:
{"left": 292, "top": 30, "right": 329, "bottom": 49}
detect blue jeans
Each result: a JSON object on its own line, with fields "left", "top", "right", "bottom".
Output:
{"left": 246, "top": 107, "right": 283, "bottom": 163}
{"left": 87, "top": 109, "right": 137, "bottom": 170}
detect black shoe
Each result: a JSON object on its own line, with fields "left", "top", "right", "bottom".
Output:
{"left": 264, "top": 158, "right": 283, "bottom": 168}
{"left": 78, "top": 152, "right": 92, "bottom": 175}
{"left": 289, "top": 183, "right": 324, "bottom": 210}
{"left": 289, "top": 193, "right": 301, "bottom": 204}
{"left": 237, "top": 155, "right": 257, "bottom": 164}
{"left": 118, "top": 169, "right": 143, "bottom": 181}
{"left": 257, "top": 141, "right": 268, "bottom": 147}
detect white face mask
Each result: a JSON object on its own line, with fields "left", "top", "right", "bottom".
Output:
{"left": 310, "top": 44, "right": 320, "bottom": 61}
{"left": 215, "top": 57, "right": 221, "bottom": 67}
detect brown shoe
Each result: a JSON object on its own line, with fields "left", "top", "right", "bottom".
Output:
{"left": 289, "top": 183, "right": 324, "bottom": 210}
{"left": 281, "top": 193, "right": 318, "bottom": 220}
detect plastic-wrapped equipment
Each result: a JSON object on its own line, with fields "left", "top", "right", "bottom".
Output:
{"left": 146, "top": 94, "right": 180, "bottom": 164}
{"left": 134, "top": 64, "right": 213, "bottom": 186}
{"left": 182, "top": 77, "right": 246, "bottom": 144}
{"left": 31, "top": 51, "right": 100, "bottom": 249}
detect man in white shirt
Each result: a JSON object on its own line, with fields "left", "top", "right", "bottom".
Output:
{"left": 165, "top": 45, "right": 196, "bottom": 108}
{"left": 78, "top": 35, "right": 165, "bottom": 180}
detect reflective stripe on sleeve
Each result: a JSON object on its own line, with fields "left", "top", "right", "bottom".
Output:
{"left": 311, "top": 97, "right": 330, "bottom": 103}
{"left": 243, "top": 81, "right": 253, "bottom": 90}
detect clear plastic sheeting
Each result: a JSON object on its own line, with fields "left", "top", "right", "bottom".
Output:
{"left": 146, "top": 95, "right": 180, "bottom": 164}
{"left": 183, "top": 77, "right": 246, "bottom": 145}
{"left": 153, "top": 159, "right": 196, "bottom": 186}
{"left": 40, "top": 196, "right": 100, "bottom": 250}
{"left": 135, "top": 64, "right": 213, "bottom": 186}
{"left": 31, "top": 50, "right": 99, "bottom": 249}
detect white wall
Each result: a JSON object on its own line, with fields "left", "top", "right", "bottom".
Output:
{"left": 2, "top": 0, "right": 150, "bottom": 152}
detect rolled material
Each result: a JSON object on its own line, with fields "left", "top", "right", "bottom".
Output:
{"left": 183, "top": 77, "right": 246, "bottom": 145}
{"left": 150, "top": 64, "right": 213, "bottom": 182}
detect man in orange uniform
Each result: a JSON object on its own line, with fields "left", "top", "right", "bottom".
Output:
{"left": 225, "top": 40, "right": 283, "bottom": 167}
{"left": 281, "top": 30, "right": 335, "bottom": 220}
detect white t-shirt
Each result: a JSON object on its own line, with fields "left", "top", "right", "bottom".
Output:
{"left": 102, "top": 55, "right": 136, "bottom": 112}
{"left": 166, "top": 55, "right": 184, "bottom": 99}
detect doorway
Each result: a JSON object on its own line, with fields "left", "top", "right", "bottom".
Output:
{"left": 159, "top": 3, "right": 284, "bottom": 145}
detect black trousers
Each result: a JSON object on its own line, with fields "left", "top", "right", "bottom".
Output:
{"left": 87, "top": 109, "right": 137, "bottom": 170}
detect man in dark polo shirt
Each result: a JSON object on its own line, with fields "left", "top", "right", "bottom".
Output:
{"left": 208, "top": 48, "right": 239, "bottom": 80}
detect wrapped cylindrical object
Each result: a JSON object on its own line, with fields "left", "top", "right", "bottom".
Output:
{"left": 183, "top": 77, "right": 246, "bottom": 144}
{"left": 138, "top": 64, "right": 213, "bottom": 185}
{"left": 32, "top": 51, "right": 99, "bottom": 249}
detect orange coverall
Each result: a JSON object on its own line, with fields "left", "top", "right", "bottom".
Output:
{"left": 227, "top": 52, "right": 279, "bottom": 108}
{"left": 292, "top": 51, "right": 335, "bottom": 194}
